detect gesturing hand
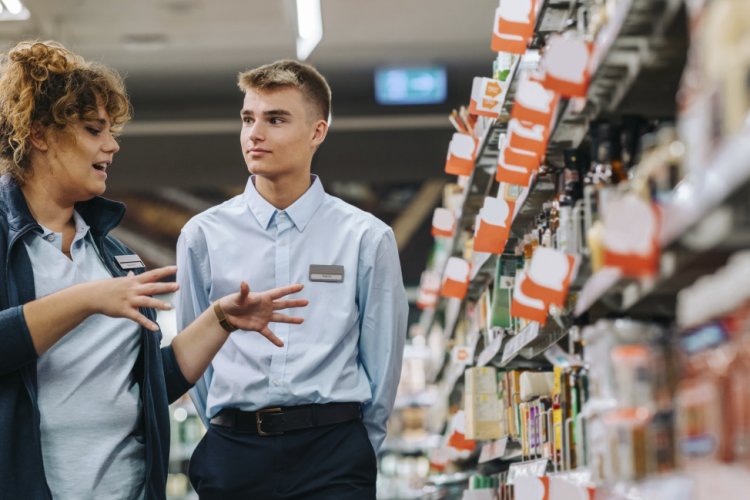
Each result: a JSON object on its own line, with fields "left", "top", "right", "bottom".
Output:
{"left": 96, "top": 265, "right": 179, "bottom": 331}
{"left": 219, "top": 282, "right": 308, "bottom": 347}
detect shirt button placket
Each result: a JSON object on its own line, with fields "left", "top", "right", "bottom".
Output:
{"left": 270, "top": 212, "right": 292, "bottom": 397}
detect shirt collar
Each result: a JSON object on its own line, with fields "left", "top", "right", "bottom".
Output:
{"left": 0, "top": 174, "right": 125, "bottom": 242}
{"left": 35, "top": 210, "right": 91, "bottom": 250}
{"left": 71, "top": 210, "right": 91, "bottom": 239}
{"left": 36, "top": 210, "right": 90, "bottom": 237}
{"left": 244, "top": 175, "right": 325, "bottom": 232}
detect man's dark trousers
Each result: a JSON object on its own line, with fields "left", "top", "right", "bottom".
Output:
{"left": 188, "top": 418, "right": 377, "bottom": 499}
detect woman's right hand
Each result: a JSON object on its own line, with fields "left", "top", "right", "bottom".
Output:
{"left": 219, "top": 282, "right": 308, "bottom": 347}
{"left": 92, "top": 265, "right": 179, "bottom": 331}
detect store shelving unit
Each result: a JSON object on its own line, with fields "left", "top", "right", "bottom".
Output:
{"left": 410, "top": 1, "right": 750, "bottom": 498}
{"left": 423, "top": 0, "right": 693, "bottom": 374}
{"left": 546, "top": 0, "right": 687, "bottom": 166}
{"left": 166, "top": 396, "right": 202, "bottom": 500}
{"left": 576, "top": 124, "right": 750, "bottom": 320}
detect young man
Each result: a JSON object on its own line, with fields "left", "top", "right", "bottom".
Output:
{"left": 176, "top": 60, "right": 408, "bottom": 499}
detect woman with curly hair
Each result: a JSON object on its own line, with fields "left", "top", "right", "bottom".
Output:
{"left": 0, "top": 40, "right": 308, "bottom": 499}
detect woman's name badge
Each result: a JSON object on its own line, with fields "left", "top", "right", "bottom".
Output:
{"left": 115, "top": 254, "right": 145, "bottom": 270}
{"left": 309, "top": 264, "right": 344, "bottom": 283}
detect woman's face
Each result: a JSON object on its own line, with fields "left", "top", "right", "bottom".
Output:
{"left": 43, "top": 103, "right": 120, "bottom": 202}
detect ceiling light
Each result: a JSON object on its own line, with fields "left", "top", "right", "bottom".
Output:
{"left": 295, "top": 0, "right": 322, "bottom": 61}
{"left": 122, "top": 33, "right": 167, "bottom": 51}
{"left": 0, "top": 0, "right": 29, "bottom": 20}
{"left": 2, "top": 0, "right": 21, "bottom": 14}
{"left": 3, "top": 0, "right": 24, "bottom": 16}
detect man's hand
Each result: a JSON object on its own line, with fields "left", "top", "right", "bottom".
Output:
{"left": 220, "top": 282, "right": 307, "bottom": 346}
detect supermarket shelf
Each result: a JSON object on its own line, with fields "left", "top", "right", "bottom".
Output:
{"left": 451, "top": 0, "right": 568, "bottom": 251}
{"left": 428, "top": 345, "right": 449, "bottom": 386}
{"left": 661, "top": 124, "right": 750, "bottom": 247}
{"left": 465, "top": 172, "right": 557, "bottom": 303}
{"left": 427, "top": 0, "right": 690, "bottom": 442}
{"left": 431, "top": 128, "right": 504, "bottom": 274}
{"left": 576, "top": 209, "right": 750, "bottom": 319}
{"left": 599, "top": 464, "right": 750, "bottom": 500}
{"left": 574, "top": 267, "right": 623, "bottom": 318}
{"left": 473, "top": 318, "right": 571, "bottom": 370}
{"left": 428, "top": 0, "right": 689, "bottom": 394}
{"left": 443, "top": 297, "right": 463, "bottom": 340}
{"left": 426, "top": 471, "right": 473, "bottom": 488}
{"left": 467, "top": 253, "right": 498, "bottom": 302}
{"left": 436, "top": 0, "right": 689, "bottom": 315}
{"left": 546, "top": 0, "right": 687, "bottom": 167}
{"left": 476, "top": 331, "right": 505, "bottom": 368}
{"left": 415, "top": 0, "right": 749, "bottom": 495}
{"left": 438, "top": 359, "right": 467, "bottom": 403}
{"left": 432, "top": 122, "right": 502, "bottom": 274}
{"left": 530, "top": 0, "right": 578, "bottom": 48}
{"left": 382, "top": 433, "right": 443, "bottom": 455}
{"left": 599, "top": 474, "right": 694, "bottom": 500}
{"left": 502, "top": 0, "right": 566, "bottom": 117}
{"left": 497, "top": 320, "right": 569, "bottom": 367}
{"left": 458, "top": 135, "right": 503, "bottom": 230}
{"left": 509, "top": 175, "right": 557, "bottom": 239}
{"left": 478, "top": 437, "right": 524, "bottom": 464}
{"left": 458, "top": 167, "right": 497, "bottom": 231}
{"left": 575, "top": 125, "right": 750, "bottom": 319}
{"left": 470, "top": 251, "right": 495, "bottom": 281}
{"left": 417, "top": 306, "right": 436, "bottom": 336}
{"left": 440, "top": 0, "right": 591, "bottom": 303}
{"left": 476, "top": 124, "right": 504, "bottom": 170}
{"left": 497, "top": 447, "right": 524, "bottom": 464}
{"left": 631, "top": 464, "right": 750, "bottom": 499}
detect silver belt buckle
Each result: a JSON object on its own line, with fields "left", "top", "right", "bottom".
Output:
{"left": 256, "top": 407, "right": 283, "bottom": 436}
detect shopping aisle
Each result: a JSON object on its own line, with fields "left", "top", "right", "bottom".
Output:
{"left": 378, "top": 0, "right": 750, "bottom": 498}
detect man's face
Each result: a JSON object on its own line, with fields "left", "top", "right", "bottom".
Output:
{"left": 240, "top": 87, "right": 326, "bottom": 180}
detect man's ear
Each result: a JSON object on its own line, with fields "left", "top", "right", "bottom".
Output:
{"left": 311, "top": 119, "right": 328, "bottom": 148}
{"left": 29, "top": 122, "right": 49, "bottom": 152}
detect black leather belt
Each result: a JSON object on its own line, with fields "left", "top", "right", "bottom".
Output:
{"left": 209, "top": 402, "right": 362, "bottom": 436}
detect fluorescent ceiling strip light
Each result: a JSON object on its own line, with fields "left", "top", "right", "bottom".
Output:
{"left": 296, "top": 0, "right": 322, "bottom": 60}
{"left": 2, "top": 0, "right": 22, "bottom": 14}
{"left": 0, "top": 0, "right": 30, "bottom": 20}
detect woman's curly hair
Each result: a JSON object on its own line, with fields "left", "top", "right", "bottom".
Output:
{"left": 0, "top": 41, "right": 132, "bottom": 183}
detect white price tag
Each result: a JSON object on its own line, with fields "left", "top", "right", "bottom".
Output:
{"left": 501, "top": 322, "right": 540, "bottom": 364}
{"left": 478, "top": 436, "right": 509, "bottom": 463}
{"left": 508, "top": 458, "right": 549, "bottom": 484}
{"left": 451, "top": 345, "right": 475, "bottom": 366}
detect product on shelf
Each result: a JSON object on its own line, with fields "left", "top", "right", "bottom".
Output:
{"left": 465, "top": 367, "right": 505, "bottom": 440}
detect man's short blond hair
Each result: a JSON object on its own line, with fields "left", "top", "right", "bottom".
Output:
{"left": 238, "top": 59, "right": 331, "bottom": 122}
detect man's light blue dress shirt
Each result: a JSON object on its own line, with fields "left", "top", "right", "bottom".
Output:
{"left": 175, "top": 175, "right": 407, "bottom": 451}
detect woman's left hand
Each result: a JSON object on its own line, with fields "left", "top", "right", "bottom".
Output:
{"left": 219, "top": 282, "right": 307, "bottom": 347}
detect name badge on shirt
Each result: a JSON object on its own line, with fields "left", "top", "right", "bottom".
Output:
{"left": 115, "top": 254, "right": 146, "bottom": 270}
{"left": 309, "top": 264, "right": 344, "bottom": 283}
